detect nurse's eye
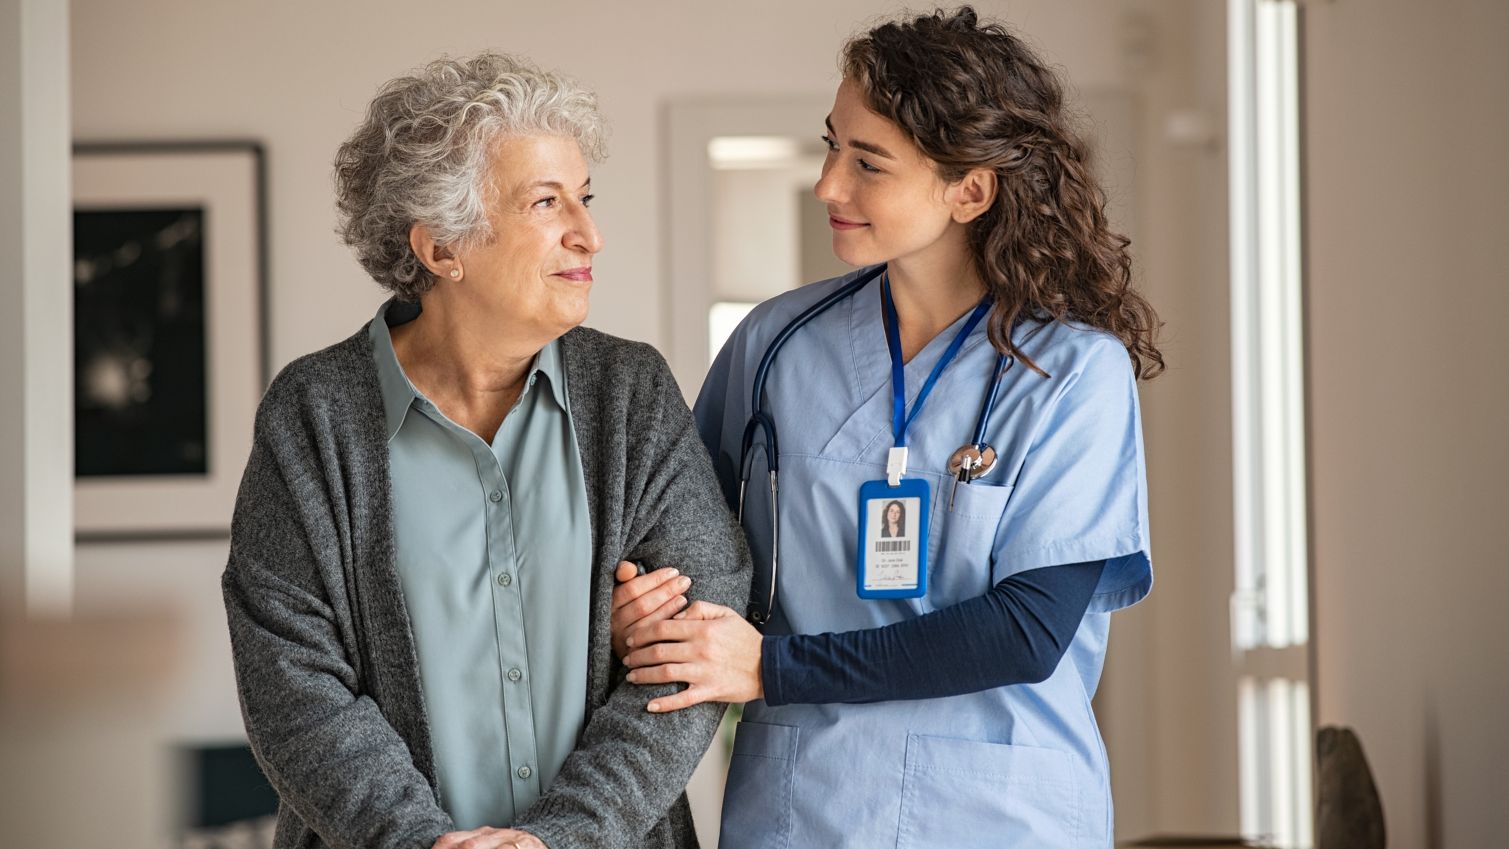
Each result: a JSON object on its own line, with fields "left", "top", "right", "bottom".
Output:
{"left": 857, "top": 158, "right": 882, "bottom": 174}
{"left": 820, "top": 133, "right": 838, "bottom": 152}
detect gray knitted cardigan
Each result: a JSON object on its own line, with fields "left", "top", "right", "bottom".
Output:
{"left": 222, "top": 320, "right": 752, "bottom": 849}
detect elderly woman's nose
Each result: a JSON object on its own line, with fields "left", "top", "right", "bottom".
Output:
{"left": 567, "top": 207, "right": 604, "bottom": 254}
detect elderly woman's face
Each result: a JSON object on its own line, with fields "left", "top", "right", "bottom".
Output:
{"left": 457, "top": 134, "right": 603, "bottom": 337}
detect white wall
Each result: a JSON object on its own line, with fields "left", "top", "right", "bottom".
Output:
{"left": 65, "top": 0, "right": 1235, "bottom": 842}
{"left": 1304, "top": 1, "right": 1509, "bottom": 846}
{"left": 70, "top": 0, "right": 1129, "bottom": 370}
{"left": 2, "top": 0, "right": 73, "bottom": 615}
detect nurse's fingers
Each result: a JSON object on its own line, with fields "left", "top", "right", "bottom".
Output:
{"left": 673, "top": 600, "right": 737, "bottom": 621}
{"left": 647, "top": 684, "right": 715, "bottom": 713}
{"left": 619, "top": 574, "right": 692, "bottom": 623}
{"left": 625, "top": 618, "right": 704, "bottom": 650}
{"left": 623, "top": 592, "right": 686, "bottom": 639}
{"left": 612, "top": 564, "right": 684, "bottom": 612}
{"left": 623, "top": 633, "right": 703, "bottom": 668}
{"left": 611, "top": 568, "right": 690, "bottom": 660}
{"left": 625, "top": 661, "right": 694, "bottom": 686}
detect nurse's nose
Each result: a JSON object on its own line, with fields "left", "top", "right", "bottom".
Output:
{"left": 814, "top": 155, "right": 845, "bottom": 205}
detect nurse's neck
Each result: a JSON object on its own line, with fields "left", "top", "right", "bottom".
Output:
{"left": 885, "top": 250, "right": 988, "bottom": 364}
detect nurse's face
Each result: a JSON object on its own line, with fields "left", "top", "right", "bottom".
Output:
{"left": 452, "top": 134, "right": 604, "bottom": 341}
{"left": 814, "top": 79, "right": 960, "bottom": 268}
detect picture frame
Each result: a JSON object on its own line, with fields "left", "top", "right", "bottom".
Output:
{"left": 72, "top": 141, "right": 268, "bottom": 541}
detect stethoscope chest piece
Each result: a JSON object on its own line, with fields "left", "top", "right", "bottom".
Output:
{"left": 948, "top": 443, "right": 997, "bottom": 481}
{"left": 947, "top": 442, "right": 997, "bottom": 512}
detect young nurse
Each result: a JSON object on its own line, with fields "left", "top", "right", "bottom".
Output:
{"left": 613, "top": 7, "right": 1162, "bottom": 846}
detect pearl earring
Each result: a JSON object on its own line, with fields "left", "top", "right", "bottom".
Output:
{"left": 449, "top": 268, "right": 461, "bottom": 279}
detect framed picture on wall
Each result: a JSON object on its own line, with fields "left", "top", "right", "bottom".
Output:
{"left": 72, "top": 141, "right": 267, "bottom": 540}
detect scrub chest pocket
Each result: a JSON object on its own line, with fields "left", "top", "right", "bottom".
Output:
{"left": 931, "top": 479, "right": 1014, "bottom": 598}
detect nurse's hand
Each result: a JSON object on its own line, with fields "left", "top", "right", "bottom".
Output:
{"left": 622, "top": 601, "right": 764, "bottom": 712}
{"left": 611, "top": 561, "right": 691, "bottom": 660}
{"left": 432, "top": 826, "right": 547, "bottom": 849}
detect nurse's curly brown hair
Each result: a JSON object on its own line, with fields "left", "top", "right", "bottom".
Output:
{"left": 843, "top": 6, "right": 1164, "bottom": 379}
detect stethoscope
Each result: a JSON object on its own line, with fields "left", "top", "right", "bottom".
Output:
{"left": 737, "top": 264, "right": 1012, "bottom": 624}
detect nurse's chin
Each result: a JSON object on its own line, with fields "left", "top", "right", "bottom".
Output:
{"left": 828, "top": 239, "right": 885, "bottom": 270}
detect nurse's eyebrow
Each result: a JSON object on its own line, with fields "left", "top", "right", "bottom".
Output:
{"left": 825, "top": 115, "right": 895, "bottom": 160}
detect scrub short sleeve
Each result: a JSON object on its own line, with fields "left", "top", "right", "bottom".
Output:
{"left": 695, "top": 306, "right": 767, "bottom": 514}
{"left": 994, "top": 338, "right": 1152, "bottom": 613}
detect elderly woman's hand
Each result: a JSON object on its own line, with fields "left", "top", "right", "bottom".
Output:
{"left": 433, "top": 826, "right": 547, "bottom": 849}
{"left": 610, "top": 561, "right": 691, "bottom": 660}
{"left": 622, "top": 601, "right": 764, "bottom": 712}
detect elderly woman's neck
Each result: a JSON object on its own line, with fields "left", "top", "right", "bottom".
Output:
{"left": 389, "top": 296, "right": 549, "bottom": 435}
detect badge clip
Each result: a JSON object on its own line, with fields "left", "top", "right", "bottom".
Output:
{"left": 886, "top": 446, "right": 908, "bottom": 487}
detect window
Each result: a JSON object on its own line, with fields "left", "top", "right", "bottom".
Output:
{"left": 1228, "top": 0, "right": 1312, "bottom": 846}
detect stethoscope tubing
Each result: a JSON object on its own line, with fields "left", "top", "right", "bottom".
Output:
{"left": 974, "top": 352, "right": 1011, "bottom": 446}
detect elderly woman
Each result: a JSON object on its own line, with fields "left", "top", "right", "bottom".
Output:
{"left": 222, "top": 53, "right": 749, "bottom": 849}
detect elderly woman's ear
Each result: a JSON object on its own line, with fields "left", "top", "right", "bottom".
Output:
{"left": 408, "top": 224, "right": 462, "bottom": 282}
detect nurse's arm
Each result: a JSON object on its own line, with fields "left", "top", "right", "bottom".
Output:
{"left": 622, "top": 601, "right": 765, "bottom": 712}
{"left": 624, "top": 561, "right": 1104, "bottom": 708}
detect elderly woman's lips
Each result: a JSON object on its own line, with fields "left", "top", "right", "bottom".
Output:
{"left": 554, "top": 267, "right": 593, "bottom": 282}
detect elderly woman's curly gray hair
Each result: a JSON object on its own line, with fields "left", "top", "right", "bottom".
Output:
{"left": 335, "top": 52, "right": 607, "bottom": 299}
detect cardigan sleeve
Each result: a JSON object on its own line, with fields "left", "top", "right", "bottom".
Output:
{"left": 223, "top": 412, "right": 453, "bottom": 849}
{"left": 513, "top": 345, "right": 753, "bottom": 849}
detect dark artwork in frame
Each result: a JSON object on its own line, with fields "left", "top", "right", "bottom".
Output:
{"left": 74, "top": 207, "right": 209, "bottom": 478}
{"left": 71, "top": 141, "right": 266, "bottom": 540}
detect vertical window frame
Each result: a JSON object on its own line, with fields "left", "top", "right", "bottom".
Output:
{"left": 1229, "top": 0, "right": 1315, "bottom": 846}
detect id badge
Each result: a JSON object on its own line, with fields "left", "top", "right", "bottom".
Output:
{"left": 856, "top": 477, "right": 930, "bottom": 599}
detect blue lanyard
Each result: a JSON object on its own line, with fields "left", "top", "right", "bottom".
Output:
{"left": 880, "top": 273, "right": 992, "bottom": 449}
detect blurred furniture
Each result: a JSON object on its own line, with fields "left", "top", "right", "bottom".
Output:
{"left": 1316, "top": 725, "right": 1386, "bottom": 849}
{"left": 179, "top": 743, "right": 278, "bottom": 849}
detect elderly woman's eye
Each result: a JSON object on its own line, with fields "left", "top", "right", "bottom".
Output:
{"left": 533, "top": 196, "right": 557, "bottom": 209}
{"left": 581, "top": 193, "right": 595, "bottom": 207}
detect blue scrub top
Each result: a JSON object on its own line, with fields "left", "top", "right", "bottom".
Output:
{"left": 695, "top": 267, "right": 1152, "bottom": 849}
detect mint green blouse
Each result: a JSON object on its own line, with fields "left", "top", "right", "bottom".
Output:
{"left": 370, "top": 300, "right": 592, "bottom": 828}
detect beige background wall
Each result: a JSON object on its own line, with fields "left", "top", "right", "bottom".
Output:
{"left": 1304, "top": 1, "right": 1509, "bottom": 846}
{"left": 37, "top": 0, "right": 1509, "bottom": 845}
{"left": 55, "top": 0, "right": 1238, "bottom": 844}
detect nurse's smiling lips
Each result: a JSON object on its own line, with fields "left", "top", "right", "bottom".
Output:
{"left": 828, "top": 214, "right": 868, "bottom": 230}
{"left": 553, "top": 266, "right": 594, "bottom": 283}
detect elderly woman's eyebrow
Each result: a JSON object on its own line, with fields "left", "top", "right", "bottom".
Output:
{"left": 520, "top": 177, "right": 593, "bottom": 192}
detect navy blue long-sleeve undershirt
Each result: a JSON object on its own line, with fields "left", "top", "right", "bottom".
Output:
{"left": 760, "top": 560, "right": 1105, "bottom": 706}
